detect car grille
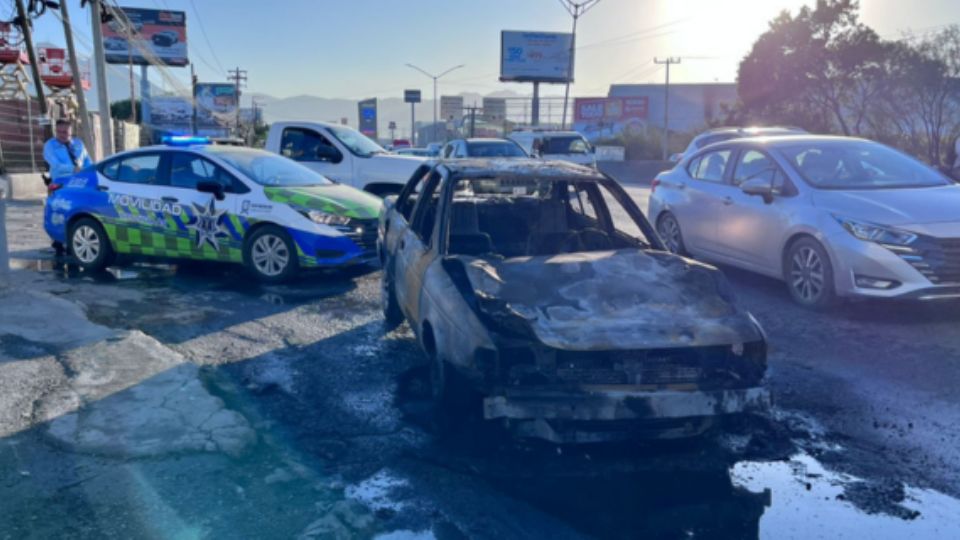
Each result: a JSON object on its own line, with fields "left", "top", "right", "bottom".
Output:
{"left": 336, "top": 219, "right": 378, "bottom": 253}
{"left": 900, "top": 237, "right": 960, "bottom": 285}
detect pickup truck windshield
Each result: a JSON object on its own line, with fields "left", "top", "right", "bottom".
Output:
{"left": 210, "top": 148, "right": 333, "bottom": 186}
{"left": 327, "top": 125, "right": 386, "bottom": 158}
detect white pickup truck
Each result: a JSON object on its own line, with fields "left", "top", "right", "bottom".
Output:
{"left": 264, "top": 121, "right": 425, "bottom": 196}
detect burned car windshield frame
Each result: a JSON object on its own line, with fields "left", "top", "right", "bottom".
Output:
{"left": 435, "top": 168, "right": 663, "bottom": 257}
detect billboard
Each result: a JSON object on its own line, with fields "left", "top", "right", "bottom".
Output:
{"left": 358, "top": 98, "right": 377, "bottom": 138}
{"left": 573, "top": 97, "right": 650, "bottom": 141}
{"left": 440, "top": 96, "right": 463, "bottom": 122}
{"left": 148, "top": 96, "right": 193, "bottom": 132}
{"left": 102, "top": 8, "right": 188, "bottom": 66}
{"left": 482, "top": 97, "right": 507, "bottom": 122}
{"left": 500, "top": 31, "right": 573, "bottom": 83}
{"left": 195, "top": 83, "right": 238, "bottom": 129}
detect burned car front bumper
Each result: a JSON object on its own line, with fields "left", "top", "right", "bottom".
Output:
{"left": 484, "top": 385, "right": 771, "bottom": 421}
{"left": 483, "top": 385, "right": 771, "bottom": 442}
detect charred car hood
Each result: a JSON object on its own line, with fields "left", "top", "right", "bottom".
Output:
{"left": 456, "top": 249, "right": 762, "bottom": 350}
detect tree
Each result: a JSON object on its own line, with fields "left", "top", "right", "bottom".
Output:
{"left": 738, "top": 0, "right": 887, "bottom": 135}
{"left": 110, "top": 99, "right": 141, "bottom": 124}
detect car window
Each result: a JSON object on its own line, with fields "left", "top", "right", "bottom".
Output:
{"left": 442, "top": 143, "right": 455, "bottom": 159}
{"left": 544, "top": 136, "right": 589, "bottom": 155}
{"left": 280, "top": 127, "right": 341, "bottom": 163}
{"left": 466, "top": 141, "right": 528, "bottom": 158}
{"left": 113, "top": 154, "right": 161, "bottom": 185}
{"left": 398, "top": 168, "right": 433, "bottom": 221}
{"left": 597, "top": 183, "right": 647, "bottom": 243}
{"left": 781, "top": 141, "right": 951, "bottom": 190}
{"left": 168, "top": 153, "right": 250, "bottom": 194}
{"left": 568, "top": 184, "right": 599, "bottom": 221}
{"left": 733, "top": 150, "right": 778, "bottom": 186}
{"left": 690, "top": 149, "right": 731, "bottom": 183}
{"left": 410, "top": 171, "right": 442, "bottom": 243}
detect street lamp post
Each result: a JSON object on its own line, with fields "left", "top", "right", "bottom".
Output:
{"left": 558, "top": 0, "right": 601, "bottom": 130}
{"left": 405, "top": 63, "right": 465, "bottom": 144}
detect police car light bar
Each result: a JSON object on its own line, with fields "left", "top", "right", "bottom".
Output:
{"left": 162, "top": 135, "right": 212, "bottom": 146}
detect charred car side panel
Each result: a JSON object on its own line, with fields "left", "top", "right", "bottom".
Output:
{"left": 379, "top": 159, "right": 770, "bottom": 442}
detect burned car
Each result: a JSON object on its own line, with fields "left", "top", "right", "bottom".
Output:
{"left": 378, "top": 159, "right": 770, "bottom": 442}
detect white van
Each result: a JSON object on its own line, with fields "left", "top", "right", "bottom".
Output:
{"left": 508, "top": 130, "right": 597, "bottom": 168}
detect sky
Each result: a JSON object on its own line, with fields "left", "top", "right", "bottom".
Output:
{"left": 21, "top": 0, "right": 960, "bottom": 103}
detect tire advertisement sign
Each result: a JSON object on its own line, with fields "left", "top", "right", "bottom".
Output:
{"left": 573, "top": 97, "right": 650, "bottom": 141}
{"left": 102, "top": 8, "right": 188, "bottom": 66}
{"left": 500, "top": 31, "right": 573, "bottom": 83}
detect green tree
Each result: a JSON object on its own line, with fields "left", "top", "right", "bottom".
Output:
{"left": 110, "top": 99, "right": 141, "bottom": 124}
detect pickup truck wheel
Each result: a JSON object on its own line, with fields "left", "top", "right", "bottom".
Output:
{"left": 380, "top": 266, "right": 404, "bottom": 329}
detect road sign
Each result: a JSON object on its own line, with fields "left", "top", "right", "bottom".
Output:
{"left": 404, "top": 89, "right": 421, "bottom": 104}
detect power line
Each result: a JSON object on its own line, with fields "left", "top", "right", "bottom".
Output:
{"left": 188, "top": 0, "right": 225, "bottom": 74}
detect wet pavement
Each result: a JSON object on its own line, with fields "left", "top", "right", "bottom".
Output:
{"left": 3, "top": 198, "right": 960, "bottom": 538}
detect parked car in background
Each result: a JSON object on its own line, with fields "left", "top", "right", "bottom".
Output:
{"left": 669, "top": 126, "right": 808, "bottom": 163}
{"left": 440, "top": 138, "right": 528, "bottom": 159}
{"left": 508, "top": 130, "right": 597, "bottom": 168}
{"left": 264, "top": 121, "right": 425, "bottom": 196}
{"left": 395, "top": 147, "right": 435, "bottom": 157}
{"left": 649, "top": 135, "right": 960, "bottom": 308}
{"left": 379, "top": 158, "right": 769, "bottom": 442}
{"left": 44, "top": 137, "right": 382, "bottom": 282}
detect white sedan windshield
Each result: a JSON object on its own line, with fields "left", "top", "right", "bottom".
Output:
{"left": 210, "top": 148, "right": 333, "bottom": 186}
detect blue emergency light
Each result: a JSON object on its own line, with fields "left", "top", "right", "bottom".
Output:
{"left": 161, "top": 135, "right": 212, "bottom": 146}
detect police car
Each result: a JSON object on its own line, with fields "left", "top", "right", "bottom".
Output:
{"left": 44, "top": 137, "right": 383, "bottom": 282}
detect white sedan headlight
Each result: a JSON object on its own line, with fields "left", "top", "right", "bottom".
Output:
{"left": 303, "top": 210, "right": 350, "bottom": 226}
{"left": 834, "top": 216, "right": 917, "bottom": 246}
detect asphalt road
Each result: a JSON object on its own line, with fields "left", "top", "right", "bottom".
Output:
{"left": 2, "top": 191, "right": 960, "bottom": 539}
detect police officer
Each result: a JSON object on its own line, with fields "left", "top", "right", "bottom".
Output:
{"left": 43, "top": 119, "right": 92, "bottom": 182}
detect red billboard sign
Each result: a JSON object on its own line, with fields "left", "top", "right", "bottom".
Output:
{"left": 574, "top": 97, "right": 648, "bottom": 123}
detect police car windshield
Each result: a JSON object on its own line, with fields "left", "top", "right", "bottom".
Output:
{"left": 210, "top": 148, "right": 333, "bottom": 187}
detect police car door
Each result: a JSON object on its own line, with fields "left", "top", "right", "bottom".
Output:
{"left": 97, "top": 151, "right": 169, "bottom": 255}
{"left": 166, "top": 151, "right": 247, "bottom": 262}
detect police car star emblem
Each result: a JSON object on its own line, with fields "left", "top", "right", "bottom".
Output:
{"left": 187, "top": 199, "right": 228, "bottom": 251}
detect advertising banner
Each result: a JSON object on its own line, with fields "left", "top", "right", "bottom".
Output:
{"left": 573, "top": 96, "right": 650, "bottom": 140}
{"left": 500, "top": 31, "right": 573, "bottom": 83}
{"left": 102, "top": 8, "right": 188, "bottom": 66}
{"left": 482, "top": 97, "right": 507, "bottom": 122}
{"left": 195, "top": 83, "right": 238, "bottom": 129}
{"left": 358, "top": 98, "right": 377, "bottom": 138}
{"left": 440, "top": 95, "right": 463, "bottom": 122}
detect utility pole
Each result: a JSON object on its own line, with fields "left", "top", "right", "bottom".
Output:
{"left": 13, "top": 0, "right": 49, "bottom": 131}
{"left": 190, "top": 63, "right": 198, "bottom": 134}
{"left": 465, "top": 106, "right": 478, "bottom": 137}
{"left": 89, "top": 0, "right": 113, "bottom": 157}
{"left": 55, "top": 0, "right": 93, "bottom": 149}
{"left": 405, "top": 63, "right": 464, "bottom": 144}
{"left": 558, "top": 0, "right": 601, "bottom": 130}
{"left": 531, "top": 81, "right": 540, "bottom": 127}
{"left": 227, "top": 67, "right": 247, "bottom": 137}
{"left": 654, "top": 57, "right": 681, "bottom": 160}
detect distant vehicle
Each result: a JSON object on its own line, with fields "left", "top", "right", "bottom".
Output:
{"left": 151, "top": 31, "right": 179, "bottom": 47}
{"left": 44, "top": 137, "right": 382, "bottom": 282}
{"left": 440, "top": 138, "right": 528, "bottom": 159}
{"left": 508, "top": 130, "right": 597, "bottom": 168}
{"left": 379, "top": 159, "right": 769, "bottom": 442}
{"left": 649, "top": 135, "right": 960, "bottom": 308}
{"left": 395, "top": 147, "right": 434, "bottom": 157}
{"left": 103, "top": 37, "right": 126, "bottom": 51}
{"left": 670, "top": 126, "right": 808, "bottom": 163}
{"left": 425, "top": 143, "right": 443, "bottom": 156}
{"left": 264, "top": 121, "right": 426, "bottom": 197}
{"left": 392, "top": 139, "right": 411, "bottom": 149}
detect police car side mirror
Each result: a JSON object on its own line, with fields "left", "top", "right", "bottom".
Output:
{"left": 197, "top": 180, "right": 225, "bottom": 201}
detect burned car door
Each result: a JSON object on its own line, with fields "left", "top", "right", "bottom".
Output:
{"left": 394, "top": 170, "right": 443, "bottom": 324}
{"left": 382, "top": 165, "right": 432, "bottom": 258}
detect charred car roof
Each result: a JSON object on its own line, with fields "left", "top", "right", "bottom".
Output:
{"left": 436, "top": 158, "right": 604, "bottom": 180}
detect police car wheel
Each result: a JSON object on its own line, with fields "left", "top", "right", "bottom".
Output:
{"left": 69, "top": 218, "right": 112, "bottom": 271}
{"left": 244, "top": 226, "right": 298, "bottom": 283}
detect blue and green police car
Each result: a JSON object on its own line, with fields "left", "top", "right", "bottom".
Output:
{"left": 44, "top": 137, "right": 384, "bottom": 282}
